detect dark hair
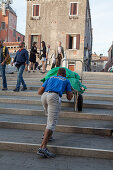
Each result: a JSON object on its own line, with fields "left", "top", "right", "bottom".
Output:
{"left": 41, "top": 41, "right": 46, "bottom": 48}
{"left": 57, "top": 68, "right": 66, "bottom": 77}
{"left": 20, "top": 41, "right": 25, "bottom": 46}
{"left": 33, "top": 41, "right": 37, "bottom": 46}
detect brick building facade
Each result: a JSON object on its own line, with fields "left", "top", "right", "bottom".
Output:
{"left": 25, "top": 0, "right": 92, "bottom": 71}
{"left": 0, "top": 4, "right": 25, "bottom": 42}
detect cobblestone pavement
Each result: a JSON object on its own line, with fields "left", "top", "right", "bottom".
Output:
{"left": 0, "top": 151, "right": 113, "bottom": 170}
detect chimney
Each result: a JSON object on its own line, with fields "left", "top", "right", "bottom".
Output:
{"left": 2, "top": 2, "right": 6, "bottom": 16}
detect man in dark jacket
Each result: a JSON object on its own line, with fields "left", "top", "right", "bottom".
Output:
{"left": 11, "top": 42, "right": 29, "bottom": 92}
{"left": 0, "top": 40, "right": 9, "bottom": 90}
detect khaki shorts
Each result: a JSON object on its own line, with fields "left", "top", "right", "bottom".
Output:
{"left": 41, "top": 92, "right": 61, "bottom": 131}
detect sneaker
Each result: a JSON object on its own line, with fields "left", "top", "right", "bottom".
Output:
{"left": 21, "top": 87, "right": 27, "bottom": 91}
{"left": 37, "top": 148, "right": 56, "bottom": 158}
{"left": 2, "top": 88, "right": 8, "bottom": 91}
{"left": 13, "top": 88, "right": 19, "bottom": 92}
{"left": 28, "top": 70, "right": 30, "bottom": 73}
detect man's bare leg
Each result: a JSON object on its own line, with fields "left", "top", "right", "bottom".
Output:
{"left": 41, "top": 129, "right": 53, "bottom": 148}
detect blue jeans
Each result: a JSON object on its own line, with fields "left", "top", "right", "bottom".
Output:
{"left": 16, "top": 64, "right": 27, "bottom": 90}
{"left": 1, "top": 64, "right": 7, "bottom": 88}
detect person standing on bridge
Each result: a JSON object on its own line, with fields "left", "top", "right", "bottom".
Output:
{"left": 55, "top": 41, "right": 64, "bottom": 67}
{"left": 0, "top": 40, "right": 9, "bottom": 91}
{"left": 37, "top": 68, "right": 73, "bottom": 158}
{"left": 29, "top": 41, "right": 38, "bottom": 72}
{"left": 11, "top": 42, "right": 29, "bottom": 92}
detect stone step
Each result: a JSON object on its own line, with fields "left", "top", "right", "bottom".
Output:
{"left": 1, "top": 151, "right": 113, "bottom": 170}
{"left": 1, "top": 84, "right": 113, "bottom": 96}
{"left": 1, "top": 90, "right": 113, "bottom": 102}
{"left": 0, "top": 106, "right": 113, "bottom": 121}
{"left": 83, "top": 79, "right": 113, "bottom": 85}
{"left": 83, "top": 77, "right": 113, "bottom": 81}
{"left": 0, "top": 85, "right": 41, "bottom": 91}
{"left": 84, "top": 100, "right": 113, "bottom": 110}
{"left": 0, "top": 95, "right": 113, "bottom": 109}
{"left": 6, "top": 71, "right": 46, "bottom": 75}
{"left": 84, "top": 93, "right": 113, "bottom": 101}
{"left": 0, "top": 121, "right": 111, "bottom": 136}
{"left": 86, "top": 88, "right": 113, "bottom": 95}
{"left": 0, "top": 77, "right": 43, "bottom": 81}
{"left": 0, "top": 113, "right": 113, "bottom": 130}
{"left": 0, "top": 128, "right": 113, "bottom": 159}
{"left": 2, "top": 71, "right": 113, "bottom": 81}
{"left": 0, "top": 114, "right": 112, "bottom": 136}
{"left": 1, "top": 80, "right": 113, "bottom": 90}
{"left": 0, "top": 90, "right": 38, "bottom": 97}
{"left": 82, "top": 72, "right": 113, "bottom": 81}
{"left": 0, "top": 97, "right": 113, "bottom": 109}
{"left": 86, "top": 84, "right": 113, "bottom": 89}
{"left": 0, "top": 80, "right": 42, "bottom": 86}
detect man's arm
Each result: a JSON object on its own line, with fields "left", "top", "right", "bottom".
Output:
{"left": 65, "top": 80, "right": 73, "bottom": 100}
{"left": 38, "top": 79, "right": 48, "bottom": 95}
{"left": 38, "top": 87, "right": 45, "bottom": 95}
{"left": 1, "top": 53, "right": 9, "bottom": 65}
{"left": 1, "top": 47, "right": 9, "bottom": 65}
{"left": 25, "top": 50, "right": 29, "bottom": 71}
{"left": 66, "top": 91, "right": 73, "bottom": 101}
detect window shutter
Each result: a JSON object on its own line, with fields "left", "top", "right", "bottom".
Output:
{"left": 70, "top": 3, "right": 74, "bottom": 15}
{"left": 33, "top": 5, "right": 36, "bottom": 16}
{"left": 28, "top": 35, "right": 31, "bottom": 49}
{"left": 66, "top": 34, "right": 69, "bottom": 49}
{"left": 73, "top": 3, "right": 77, "bottom": 15}
{"left": 38, "top": 35, "right": 41, "bottom": 49}
{"left": 36, "top": 5, "right": 39, "bottom": 16}
{"left": 76, "top": 34, "right": 80, "bottom": 50}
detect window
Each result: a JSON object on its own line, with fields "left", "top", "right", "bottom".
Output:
{"left": 13, "top": 29, "right": 16, "bottom": 37}
{"left": 32, "top": 4, "right": 40, "bottom": 18}
{"left": 66, "top": 34, "right": 80, "bottom": 50}
{"left": 70, "top": 2, "right": 78, "bottom": 16}
{"left": 1, "top": 22, "right": 5, "bottom": 30}
{"left": 28, "top": 35, "right": 41, "bottom": 49}
{"left": 17, "top": 37, "right": 20, "bottom": 42}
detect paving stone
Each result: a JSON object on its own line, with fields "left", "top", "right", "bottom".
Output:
{"left": 0, "top": 151, "right": 113, "bottom": 170}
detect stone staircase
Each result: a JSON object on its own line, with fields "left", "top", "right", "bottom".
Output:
{"left": 0, "top": 71, "right": 113, "bottom": 168}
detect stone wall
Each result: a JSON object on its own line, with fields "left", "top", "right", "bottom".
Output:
{"left": 25, "top": 0, "right": 90, "bottom": 71}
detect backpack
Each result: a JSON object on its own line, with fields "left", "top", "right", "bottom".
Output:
{"left": 3, "top": 46, "right": 11, "bottom": 65}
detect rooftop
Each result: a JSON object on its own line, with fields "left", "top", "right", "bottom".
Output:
{"left": 92, "top": 57, "right": 108, "bottom": 62}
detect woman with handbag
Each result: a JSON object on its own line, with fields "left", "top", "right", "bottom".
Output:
{"left": 29, "top": 42, "right": 38, "bottom": 72}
